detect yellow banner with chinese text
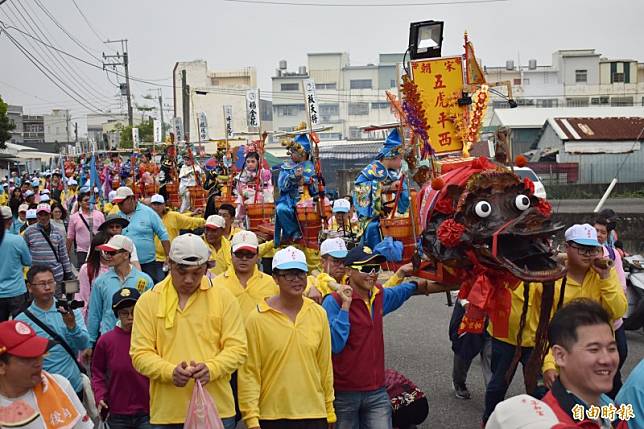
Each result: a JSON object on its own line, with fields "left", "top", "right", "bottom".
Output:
{"left": 410, "top": 56, "right": 465, "bottom": 154}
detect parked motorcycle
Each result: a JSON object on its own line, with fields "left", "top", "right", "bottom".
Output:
{"left": 623, "top": 254, "right": 644, "bottom": 331}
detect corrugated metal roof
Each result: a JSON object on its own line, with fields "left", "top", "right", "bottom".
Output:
{"left": 553, "top": 117, "right": 644, "bottom": 141}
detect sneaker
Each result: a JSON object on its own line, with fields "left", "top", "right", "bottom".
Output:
{"left": 453, "top": 382, "right": 471, "bottom": 400}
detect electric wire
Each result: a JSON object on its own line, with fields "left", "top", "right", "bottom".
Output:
{"left": 71, "top": 0, "right": 105, "bottom": 43}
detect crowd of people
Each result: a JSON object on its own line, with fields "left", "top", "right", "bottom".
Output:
{"left": 0, "top": 135, "right": 642, "bottom": 429}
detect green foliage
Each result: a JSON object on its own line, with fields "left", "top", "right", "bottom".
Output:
{"left": 0, "top": 95, "right": 16, "bottom": 150}
{"left": 118, "top": 120, "right": 154, "bottom": 149}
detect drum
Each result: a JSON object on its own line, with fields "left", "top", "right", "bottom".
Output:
{"left": 188, "top": 185, "right": 208, "bottom": 209}
{"left": 296, "top": 201, "right": 332, "bottom": 248}
{"left": 246, "top": 202, "right": 275, "bottom": 231}
{"left": 165, "top": 182, "right": 180, "bottom": 209}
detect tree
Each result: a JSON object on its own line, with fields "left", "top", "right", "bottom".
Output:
{"left": 118, "top": 119, "right": 154, "bottom": 149}
{"left": 0, "top": 95, "right": 16, "bottom": 150}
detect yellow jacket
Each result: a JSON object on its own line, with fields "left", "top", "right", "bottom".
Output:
{"left": 226, "top": 226, "right": 244, "bottom": 241}
{"left": 239, "top": 298, "right": 336, "bottom": 428}
{"left": 155, "top": 211, "right": 205, "bottom": 261}
{"left": 130, "top": 276, "right": 247, "bottom": 423}
{"left": 542, "top": 268, "right": 627, "bottom": 372}
{"left": 487, "top": 281, "right": 540, "bottom": 347}
{"left": 204, "top": 236, "right": 232, "bottom": 276}
{"left": 213, "top": 266, "right": 278, "bottom": 321}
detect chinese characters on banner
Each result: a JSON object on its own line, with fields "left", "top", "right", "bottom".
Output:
{"left": 303, "top": 78, "right": 320, "bottom": 126}
{"left": 410, "top": 56, "right": 465, "bottom": 154}
{"left": 197, "top": 112, "right": 209, "bottom": 142}
{"left": 131, "top": 127, "right": 140, "bottom": 149}
{"left": 153, "top": 120, "right": 162, "bottom": 143}
{"left": 246, "top": 89, "right": 260, "bottom": 129}
{"left": 223, "top": 105, "right": 234, "bottom": 139}
{"left": 173, "top": 117, "right": 184, "bottom": 143}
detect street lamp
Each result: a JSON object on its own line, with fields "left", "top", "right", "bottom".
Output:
{"left": 408, "top": 20, "right": 444, "bottom": 60}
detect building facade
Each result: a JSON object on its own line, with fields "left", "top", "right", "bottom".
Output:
{"left": 87, "top": 113, "right": 129, "bottom": 150}
{"left": 7, "top": 104, "right": 23, "bottom": 144}
{"left": 43, "top": 109, "right": 70, "bottom": 143}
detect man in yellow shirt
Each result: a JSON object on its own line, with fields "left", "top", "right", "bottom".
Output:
{"left": 542, "top": 224, "right": 627, "bottom": 389}
{"left": 203, "top": 215, "right": 232, "bottom": 276}
{"left": 239, "top": 246, "right": 335, "bottom": 429}
{"left": 150, "top": 194, "right": 205, "bottom": 267}
{"left": 130, "top": 233, "right": 247, "bottom": 428}
{"left": 219, "top": 203, "right": 243, "bottom": 240}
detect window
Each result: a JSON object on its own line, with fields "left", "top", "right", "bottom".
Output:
{"left": 280, "top": 83, "right": 299, "bottom": 91}
{"left": 537, "top": 99, "right": 558, "bottom": 108}
{"left": 575, "top": 70, "right": 588, "bottom": 83}
{"left": 348, "top": 102, "right": 369, "bottom": 116}
{"left": 612, "top": 72, "right": 625, "bottom": 83}
{"left": 611, "top": 96, "right": 633, "bottom": 106}
{"left": 349, "top": 79, "right": 372, "bottom": 90}
{"left": 316, "top": 83, "right": 337, "bottom": 90}
{"left": 349, "top": 127, "right": 363, "bottom": 139}
{"left": 513, "top": 78, "right": 521, "bottom": 85}
{"left": 371, "top": 102, "right": 389, "bottom": 109}
{"left": 590, "top": 96, "right": 609, "bottom": 105}
{"left": 318, "top": 132, "right": 342, "bottom": 141}
{"left": 566, "top": 97, "right": 589, "bottom": 107}
{"left": 390, "top": 79, "right": 396, "bottom": 88}
{"left": 274, "top": 104, "right": 305, "bottom": 116}
{"left": 319, "top": 104, "right": 339, "bottom": 116}
{"left": 522, "top": 78, "right": 530, "bottom": 85}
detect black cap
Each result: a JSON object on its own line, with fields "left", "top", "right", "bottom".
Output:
{"left": 343, "top": 245, "right": 386, "bottom": 266}
{"left": 112, "top": 288, "right": 140, "bottom": 316}
{"left": 99, "top": 214, "right": 129, "bottom": 232}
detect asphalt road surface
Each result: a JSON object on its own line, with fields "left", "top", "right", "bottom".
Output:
{"left": 383, "top": 290, "right": 644, "bottom": 429}
{"left": 551, "top": 198, "right": 644, "bottom": 214}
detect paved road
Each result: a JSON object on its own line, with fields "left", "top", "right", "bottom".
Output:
{"left": 383, "top": 290, "right": 644, "bottom": 429}
{"left": 551, "top": 198, "right": 644, "bottom": 214}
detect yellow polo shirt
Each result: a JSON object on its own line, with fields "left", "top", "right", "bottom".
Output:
{"left": 239, "top": 298, "right": 336, "bottom": 428}
{"left": 214, "top": 266, "right": 278, "bottom": 321}
{"left": 154, "top": 211, "right": 205, "bottom": 262}
{"left": 130, "top": 276, "right": 247, "bottom": 424}
{"left": 204, "top": 236, "right": 232, "bottom": 276}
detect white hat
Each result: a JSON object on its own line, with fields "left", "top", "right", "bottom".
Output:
{"left": 26, "top": 209, "right": 37, "bottom": 220}
{"left": 18, "top": 204, "right": 29, "bottom": 213}
{"left": 231, "top": 231, "right": 259, "bottom": 253}
{"left": 97, "top": 234, "right": 134, "bottom": 253}
{"left": 1, "top": 206, "right": 12, "bottom": 220}
{"left": 24, "top": 190, "right": 35, "bottom": 198}
{"left": 486, "top": 395, "right": 559, "bottom": 429}
{"left": 565, "top": 223, "right": 600, "bottom": 247}
{"left": 150, "top": 194, "right": 165, "bottom": 204}
{"left": 108, "top": 190, "right": 117, "bottom": 202}
{"left": 39, "top": 194, "right": 50, "bottom": 202}
{"left": 272, "top": 246, "right": 308, "bottom": 272}
{"left": 320, "top": 237, "right": 348, "bottom": 258}
{"left": 169, "top": 233, "right": 210, "bottom": 266}
{"left": 36, "top": 203, "right": 51, "bottom": 214}
{"left": 40, "top": 189, "right": 50, "bottom": 195}
{"left": 67, "top": 178, "right": 78, "bottom": 186}
{"left": 205, "top": 215, "right": 225, "bottom": 229}
{"left": 332, "top": 198, "right": 350, "bottom": 213}
{"left": 113, "top": 186, "right": 134, "bottom": 203}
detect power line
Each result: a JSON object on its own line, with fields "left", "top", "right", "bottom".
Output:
{"left": 71, "top": 0, "right": 105, "bottom": 43}
{"left": 223, "top": 0, "right": 508, "bottom": 6}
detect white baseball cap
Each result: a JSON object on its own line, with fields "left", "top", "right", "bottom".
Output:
{"left": 36, "top": 203, "right": 51, "bottom": 214}
{"left": 1, "top": 206, "right": 12, "bottom": 220}
{"left": 97, "top": 235, "right": 134, "bottom": 253}
{"left": 39, "top": 194, "right": 50, "bottom": 202}
{"left": 565, "top": 223, "right": 600, "bottom": 247}
{"left": 24, "top": 190, "right": 35, "bottom": 198}
{"left": 67, "top": 178, "right": 78, "bottom": 186}
{"left": 150, "top": 194, "right": 165, "bottom": 204}
{"left": 108, "top": 190, "right": 117, "bottom": 202}
{"left": 113, "top": 186, "right": 134, "bottom": 203}
{"left": 40, "top": 189, "right": 50, "bottom": 195}
{"left": 231, "top": 230, "right": 259, "bottom": 253}
{"left": 169, "top": 233, "right": 211, "bottom": 266}
{"left": 18, "top": 204, "right": 29, "bottom": 213}
{"left": 26, "top": 209, "right": 37, "bottom": 220}
{"left": 320, "top": 237, "right": 348, "bottom": 258}
{"left": 485, "top": 394, "right": 559, "bottom": 429}
{"left": 205, "top": 215, "right": 225, "bottom": 230}
{"left": 272, "top": 246, "right": 308, "bottom": 272}
{"left": 332, "top": 198, "right": 350, "bottom": 213}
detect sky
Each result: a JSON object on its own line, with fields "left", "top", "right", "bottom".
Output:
{"left": 1, "top": 0, "right": 643, "bottom": 135}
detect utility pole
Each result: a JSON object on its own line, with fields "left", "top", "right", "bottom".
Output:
{"left": 158, "top": 92, "right": 165, "bottom": 140}
{"left": 182, "top": 69, "right": 190, "bottom": 141}
{"left": 103, "top": 39, "right": 133, "bottom": 127}
{"left": 74, "top": 122, "right": 78, "bottom": 152}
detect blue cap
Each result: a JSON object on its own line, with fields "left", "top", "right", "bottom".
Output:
{"left": 376, "top": 128, "right": 403, "bottom": 160}
{"left": 294, "top": 134, "right": 311, "bottom": 153}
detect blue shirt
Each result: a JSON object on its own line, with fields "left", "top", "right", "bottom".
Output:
{"left": 87, "top": 266, "right": 153, "bottom": 344}
{"left": 322, "top": 282, "right": 417, "bottom": 354}
{"left": 616, "top": 358, "right": 644, "bottom": 429}
{"left": 119, "top": 202, "right": 169, "bottom": 264}
{"left": 9, "top": 217, "right": 25, "bottom": 235}
{"left": 0, "top": 231, "right": 31, "bottom": 298}
{"left": 15, "top": 303, "right": 89, "bottom": 392}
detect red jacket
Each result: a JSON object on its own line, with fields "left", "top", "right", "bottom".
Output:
{"left": 331, "top": 286, "right": 385, "bottom": 392}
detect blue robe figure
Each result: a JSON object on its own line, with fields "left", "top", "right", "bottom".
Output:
{"left": 353, "top": 128, "right": 409, "bottom": 250}
{"left": 274, "top": 134, "right": 318, "bottom": 246}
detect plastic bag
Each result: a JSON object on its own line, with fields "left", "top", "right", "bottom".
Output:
{"left": 374, "top": 236, "right": 403, "bottom": 262}
{"left": 183, "top": 381, "right": 225, "bottom": 429}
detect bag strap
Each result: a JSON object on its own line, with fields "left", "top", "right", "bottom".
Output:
{"left": 39, "top": 228, "right": 61, "bottom": 264}
{"left": 22, "top": 308, "right": 86, "bottom": 374}
{"left": 78, "top": 212, "right": 94, "bottom": 241}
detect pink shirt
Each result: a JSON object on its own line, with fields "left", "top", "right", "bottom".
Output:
{"left": 67, "top": 209, "right": 105, "bottom": 253}
{"left": 76, "top": 262, "right": 109, "bottom": 322}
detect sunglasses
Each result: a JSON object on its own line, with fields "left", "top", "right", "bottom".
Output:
{"left": 351, "top": 264, "right": 381, "bottom": 275}
{"left": 233, "top": 251, "right": 257, "bottom": 260}
{"left": 101, "top": 249, "right": 126, "bottom": 257}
